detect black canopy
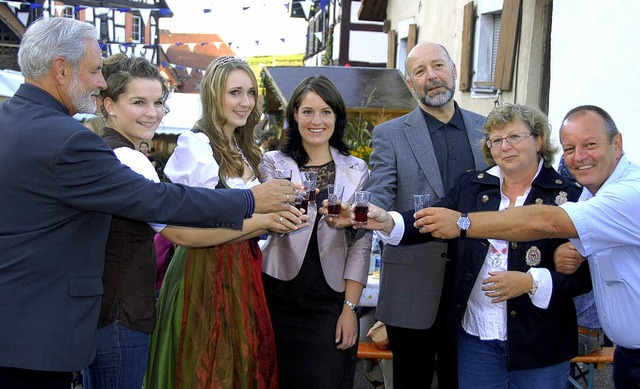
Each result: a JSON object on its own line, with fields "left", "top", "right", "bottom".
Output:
{"left": 262, "top": 66, "right": 417, "bottom": 117}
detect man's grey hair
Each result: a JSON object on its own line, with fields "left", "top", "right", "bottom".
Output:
{"left": 18, "top": 17, "right": 98, "bottom": 80}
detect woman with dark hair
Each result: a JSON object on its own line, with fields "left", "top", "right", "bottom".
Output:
{"left": 143, "top": 56, "right": 306, "bottom": 389}
{"left": 138, "top": 141, "right": 156, "bottom": 167}
{"left": 259, "top": 75, "right": 372, "bottom": 388}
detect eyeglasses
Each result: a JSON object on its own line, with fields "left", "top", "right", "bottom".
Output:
{"left": 486, "top": 132, "right": 533, "bottom": 149}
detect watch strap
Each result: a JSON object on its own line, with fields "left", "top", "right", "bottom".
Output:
{"left": 344, "top": 299, "right": 358, "bottom": 313}
{"left": 459, "top": 213, "right": 468, "bottom": 238}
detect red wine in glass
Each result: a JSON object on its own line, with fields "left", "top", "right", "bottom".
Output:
{"left": 307, "top": 190, "right": 317, "bottom": 202}
{"left": 327, "top": 203, "right": 341, "bottom": 216}
{"left": 275, "top": 169, "right": 292, "bottom": 181}
{"left": 354, "top": 205, "right": 369, "bottom": 223}
{"left": 294, "top": 199, "right": 309, "bottom": 213}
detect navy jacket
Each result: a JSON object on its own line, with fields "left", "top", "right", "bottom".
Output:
{"left": 401, "top": 165, "right": 591, "bottom": 369}
{"left": 0, "top": 84, "right": 250, "bottom": 371}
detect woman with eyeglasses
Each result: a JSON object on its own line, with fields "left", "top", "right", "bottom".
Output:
{"left": 346, "top": 104, "right": 592, "bottom": 388}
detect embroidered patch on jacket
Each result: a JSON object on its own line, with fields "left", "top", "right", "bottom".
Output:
{"left": 555, "top": 191, "right": 568, "bottom": 205}
{"left": 525, "top": 246, "right": 542, "bottom": 267}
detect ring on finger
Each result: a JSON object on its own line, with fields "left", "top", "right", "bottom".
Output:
{"left": 278, "top": 216, "right": 283, "bottom": 223}
{"left": 285, "top": 194, "right": 289, "bottom": 202}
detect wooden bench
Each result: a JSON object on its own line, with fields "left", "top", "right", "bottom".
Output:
{"left": 358, "top": 342, "right": 613, "bottom": 389}
{"left": 357, "top": 342, "right": 393, "bottom": 360}
{"left": 568, "top": 346, "right": 614, "bottom": 389}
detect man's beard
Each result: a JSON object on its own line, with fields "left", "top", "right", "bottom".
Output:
{"left": 420, "top": 74, "right": 457, "bottom": 107}
{"left": 69, "top": 74, "right": 98, "bottom": 114}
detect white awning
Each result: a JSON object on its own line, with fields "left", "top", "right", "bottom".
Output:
{"left": 157, "top": 92, "right": 201, "bottom": 135}
{"left": 0, "top": 69, "right": 24, "bottom": 97}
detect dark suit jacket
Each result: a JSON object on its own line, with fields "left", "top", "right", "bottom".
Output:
{"left": 0, "top": 83, "right": 250, "bottom": 371}
{"left": 365, "top": 105, "right": 486, "bottom": 329}
{"left": 400, "top": 165, "right": 592, "bottom": 369}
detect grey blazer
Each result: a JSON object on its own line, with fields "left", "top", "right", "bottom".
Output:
{"left": 259, "top": 148, "right": 372, "bottom": 292}
{"left": 365, "top": 105, "right": 486, "bottom": 329}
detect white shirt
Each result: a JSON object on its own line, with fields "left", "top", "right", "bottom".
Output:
{"left": 165, "top": 131, "right": 260, "bottom": 190}
{"left": 561, "top": 154, "right": 640, "bottom": 349}
{"left": 112, "top": 146, "right": 165, "bottom": 232}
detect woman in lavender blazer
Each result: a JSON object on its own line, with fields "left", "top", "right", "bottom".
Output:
{"left": 259, "top": 75, "right": 371, "bottom": 389}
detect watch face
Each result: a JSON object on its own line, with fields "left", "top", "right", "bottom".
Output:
{"left": 458, "top": 217, "right": 470, "bottom": 230}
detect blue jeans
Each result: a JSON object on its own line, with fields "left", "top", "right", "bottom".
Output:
{"left": 83, "top": 318, "right": 150, "bottom": 389}
{"left": 458, "top": 330, "right": 569, "bottom": 389}
{"left": 577, "top": 329, "right": 604, "bottom": 356}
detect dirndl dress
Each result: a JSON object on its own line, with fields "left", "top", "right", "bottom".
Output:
{"left": 144, "top": 239, "right": 277, "bottom": 389}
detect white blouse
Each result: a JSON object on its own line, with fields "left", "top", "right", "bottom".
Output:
{"left": 164, "top": 130, "right": 260, "bottom": 190}
{"left": 112, "top": 146, "right": 165, "bottom": 232}
{"left": 462, "top": 161, "right": 552, "bottom": 341}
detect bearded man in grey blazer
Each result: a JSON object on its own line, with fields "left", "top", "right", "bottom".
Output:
{"left": 364, "top": 42, "right": 487, "bottom": 388}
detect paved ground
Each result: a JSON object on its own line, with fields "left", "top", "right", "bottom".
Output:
{"left": 353, "top": 362, "right": 614, "bottom": 388}
{"left": 74, "top": 357, "right": 615, "bottom": 388}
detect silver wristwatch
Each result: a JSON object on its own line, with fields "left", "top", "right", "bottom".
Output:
{"left": 344, "top": 299, "right": 358, "bottom": 313}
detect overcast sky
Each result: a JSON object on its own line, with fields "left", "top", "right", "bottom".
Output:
{"left": 162, "top": 0, "right": 308, "bottom": 57}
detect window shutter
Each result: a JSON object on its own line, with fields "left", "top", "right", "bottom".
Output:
{"left": 491, "top": 13, "right": 501, "bottom": 82}
{"left": 407, "top": 23, "right": 418, "bottom": 53}
{"left": 494, "top": 0, "right": 521, "bottom": 90}
{"left": 387, "top": 29, "right": 397, "bottom": 68}
{"left": 459, "top": 1, "right": 475, "bottom": 91}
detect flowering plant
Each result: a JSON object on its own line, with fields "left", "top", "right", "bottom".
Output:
{"left": 344, "top": 90, "right": 375, "bottom": 165}
{"left": 350, "top": 144, "right": 373, "bottom": 165}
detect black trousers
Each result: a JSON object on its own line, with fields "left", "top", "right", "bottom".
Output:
{"left": 0, "top": 366, "right": 72, "bottom": 389}
{"left": 386, "top": 262, "right": 458, "bottom": 389}
{"left": 613, "top": 346, "right": 640, "bottom": 389}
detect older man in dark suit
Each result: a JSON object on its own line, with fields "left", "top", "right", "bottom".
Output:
{"left": 0, "top": 17, "right": 297, "bottom": 388}
{"left": 364, "top": 42, "right": 486, "bottom": 388}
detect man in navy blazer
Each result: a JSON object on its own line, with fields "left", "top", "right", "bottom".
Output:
{"left": 364, "top": 42, "right": 486, "bottom": 388}
{"left": 0, "top": 17, "right": 296, "bottom": 388}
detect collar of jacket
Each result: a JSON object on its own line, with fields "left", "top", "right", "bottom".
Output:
{"left": 15, "top": 82, "right": 69, "bottom": 115}
{"left": 469, "top": 164, "right": 577, "bottom": 191}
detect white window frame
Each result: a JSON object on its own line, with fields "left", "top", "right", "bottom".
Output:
{"left": 472, "top": 0, "right": 503, "bottom": 97}
{"left": 395, "top": 17, "right": 415, "bottom": 76}
{"left": 131, "top": 15, "right": 142, "bottom": 43}
{"left": 62, "top": 5, "right": 75, "bottom": 19}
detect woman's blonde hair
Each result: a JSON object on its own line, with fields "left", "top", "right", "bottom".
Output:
{"left": 480, "top": 103, "right": 557, "bottom": 167}
{"left": 196, "top": 56, "right": 262, "bottom": 181}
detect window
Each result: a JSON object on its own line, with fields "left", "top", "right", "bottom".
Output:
{"left": 132, "top": 15, "right": 142, "bottom": 43}
{"left": 305, "top": 11, "right": 327, "bottom": 58}
{"left": 393, "top": 18, "right": 416, "bottom": 75}
{"left": 459, "top": 0, "right": 521, "bottom": 94}
{"left": 473, "top": 11, "right": 501, "bottom": 93}
{"left": 62, "top": 6, "right": 75, "bottom": 19}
